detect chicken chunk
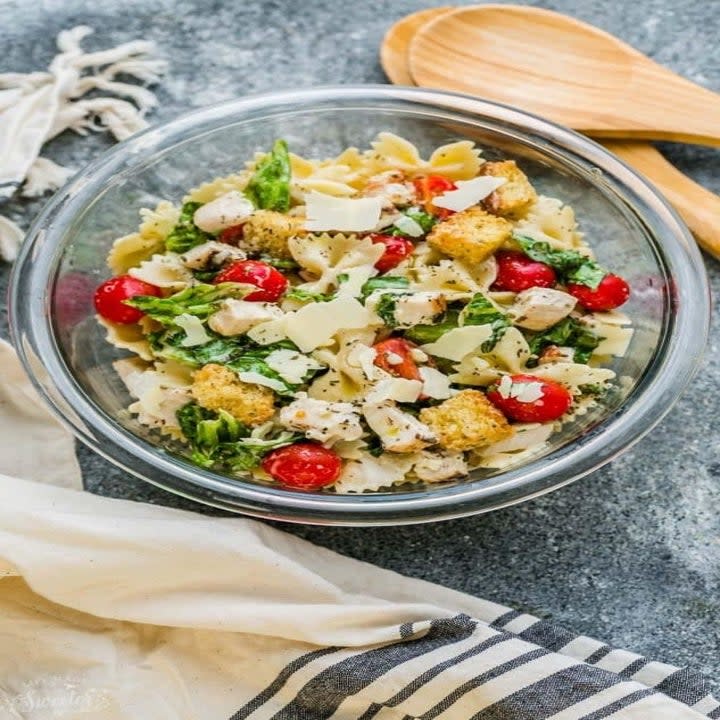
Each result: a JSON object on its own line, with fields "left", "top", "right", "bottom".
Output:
{"left": 193, "top": 191, "right": 254, "bottom": 233}
{"left": 208, "top": 299, "right": 284, "bottom": 337}
{"left": 191, "top": 364, "right": 275, "bottom": 426}
{"left": 361, "top": 171, "right": 417, "bottom": 209}
{"left": 362, "top": 401, "right": 436, "bottom": 453}
{"left": 509, "top": 287, "right": 577, "bottom": 331}
{"left": 181, "top": 241, "right": 246, "bottom": 270}
{"left": 240, "top": 210, "right": 305, "bottom": 259}
{"left": 419, "top": 389, "right": 512, "bottom": 452}
{"left": 427, "top": 206, "right": 512, "bottom": 265}
{"left": 279, "top": 394, "right": 363, "bottom": 445}
{"left": 480, "top": 160, "right": 537, "bottom": 218}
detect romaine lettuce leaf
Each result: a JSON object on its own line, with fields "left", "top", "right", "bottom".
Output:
{"left": 166, "top": 201, "right": 214, "bottom": 253}
{"left": 244, "top": 139, "right": 292, "bottom": 212}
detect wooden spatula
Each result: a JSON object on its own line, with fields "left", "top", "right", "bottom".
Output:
{"left": 380, "top": 7, "right": 720, "bottom": 259}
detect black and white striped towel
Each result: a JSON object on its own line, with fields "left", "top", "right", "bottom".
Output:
{"left": 0, "top": 338, "right": 716, "bottom": 719}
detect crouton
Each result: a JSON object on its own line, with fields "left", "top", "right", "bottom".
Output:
{"left": 240, "top": 210, "right": 305, "bottom": 259}
{"left": 480, "top": 160, "right": 537, "bottom": 218}
{"left": 427, "top": 207, "right": 512, "bottom": 265}
{"left": 419, "top": 389, "right": 512, "bottom": 452}
{"left": 191, "top": 364, "right": 275, "bottom": 426}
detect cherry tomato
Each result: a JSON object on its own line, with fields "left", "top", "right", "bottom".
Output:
{"left": 217, "top": 224, "right": 245, "bottom": 245}
{"left": 262, "top": 442, "right": 342, "bottom": 490}
{"left": 567, "top": 273, "right": 630, "bottom": 311}
{"left": 487, "top": 374, "right": 573, "bottom": 423}
{"left": 214, "top": 260, "right": 288, "bottom": 302}
{"left": 93, "top": 275, "right": 162, "bottom": 324}
{"left": 373, "top": 337, "right": 422, "bottom": 382}
{"left": 492, "top": 251, "right": 557, "bottom": 292}
{"left": 413, "top": 174, "right": 457, "bottom": 219}
{"left": 370, "top": 234, "right": 414, "bottom": 273}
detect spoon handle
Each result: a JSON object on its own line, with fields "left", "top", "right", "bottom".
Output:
{"left": 604, "top": 141, "right": 720, "bottom": 259}
{"left": 604, "top": 62, "right": 720, "bottom": 147}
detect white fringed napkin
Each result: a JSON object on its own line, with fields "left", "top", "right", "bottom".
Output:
{"left": 0, "top": 26, "right": 165, "bottom": 260}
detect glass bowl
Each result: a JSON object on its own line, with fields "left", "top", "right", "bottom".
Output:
{"left": 9, "top": 86, "right": 710, "bottom": 525}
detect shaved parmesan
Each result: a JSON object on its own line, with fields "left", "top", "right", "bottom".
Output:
{"left": 285, "top": 297, "right": 380, "bottom": 353}
{"left": 497, "top": 375, "right": 545, "bottom": 403}
{"left": 366, "top": 378, "right": 423, "bottom": 403}
{"left": 393, "top": 214, "right": 425, "bottom": 237}
{"left": 346, "top": 344, "right": 379, "bottom": 380}
{"left": 265, "top": 349, "right": 325, "bottom": 384}
{"left": 246, "top": 317, "right": 289, "bottom": 345}
{"left": 304, "top": 191, "right": 383, "bottom": 232}
{"left": 236, "top": 371, "right": 288, "bottom": 393}
{"left": 421, "top": 324, "right": 493, "bottom": 361}
{"left": 419, "top": 366, "right": 452, "bottom": 400}
{"left": 432, "top": 176, "right": 507, "bottom": 212}
{"left": 174, "top": 313, "right": 210, "bottom": 347}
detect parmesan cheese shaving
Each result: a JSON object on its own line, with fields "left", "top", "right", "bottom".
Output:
{"left": 421, "top": 325, "right": 493, "bottom": 361}
{"left": 174, "top": 313, "right": 211, "bottom": 347}
{"left": 432, "top": 176, "right": 507, "bottom": 212}
{"left": 303, "top": 191, "right": 383, "bottom": 232}
{"left": 235, "top": 371, "right": 287, "bottom": 393}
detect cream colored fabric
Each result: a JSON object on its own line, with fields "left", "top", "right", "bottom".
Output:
{"left": 0, "top": 26, "right": 165, "bottom": 261}
{"left": 0, "top": 336, "right": 714, "bottom": 718}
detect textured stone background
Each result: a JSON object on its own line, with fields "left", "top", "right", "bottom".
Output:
{"left": 1, "top": 0, "right": 718, "bottom": 689}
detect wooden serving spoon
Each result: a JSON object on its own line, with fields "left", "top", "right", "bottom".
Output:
{"left": 380, "top": 7, "right": 720, "bottom": 259}
{"left": 409, "top": 4, "right": 720, "bottom": 147}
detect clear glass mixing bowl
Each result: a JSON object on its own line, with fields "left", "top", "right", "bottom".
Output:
{"left": 9, "top": 86, "right": 710, "bottom": 525}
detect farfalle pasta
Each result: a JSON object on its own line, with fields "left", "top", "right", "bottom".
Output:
{"left": 93, "top": 133, "right": 634, "bottom": 493}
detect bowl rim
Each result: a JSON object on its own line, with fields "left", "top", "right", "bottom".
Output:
{"left": 9, "top": 84, "right": 710, "bottom": 525}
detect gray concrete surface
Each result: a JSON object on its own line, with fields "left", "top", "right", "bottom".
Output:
{"left": 1, "top": 0, "right": 718, "bottom": 690}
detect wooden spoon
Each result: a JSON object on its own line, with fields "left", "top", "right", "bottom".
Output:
{"left": 380, "top": 7, "right": 720, "bottom": 258}
{"left": 409, "top": 5, "right": 720, "bottom": 147}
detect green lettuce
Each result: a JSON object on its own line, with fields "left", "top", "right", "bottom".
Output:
{"left": 166, "top": 201, "right": 214, "bottom": 253}
{"left": 245, "top": 139, "right": 292, "bottom": 212}
{"left": 126, "top": 283, "right": 250, "bottom": 325}
{"left": 460, "top": 293, "right": 510, "bottom": 352}
{"left": 176, "top": 402, "right": 299, "bottom": 470}
{"left": 360, "top": 275, "right": 410, "bottom": 299}
{"left": 514, "top": 234, "right": 606, "bottom": 289}
{"left": 390, "top": 208, "right": 436, "bottom": 237}
{"left": 404, "top": 309, "right": 460, "bottom": 344}
{"left": 527, "top": 317, "right": 601, "bottom": 365}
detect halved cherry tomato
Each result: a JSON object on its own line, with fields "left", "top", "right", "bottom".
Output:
{"left": 213, "top": 260, "right": 288, "bottom": 302}
{"left": 492, "top": 251, "right": 557, "bottom": 292}
{"left": 93, "top": 275, "right": 162, "bottom": 324}
{"left": 373, "top": 337, "right": 422, "bottom": 382}
{"left": 218, "top": 224, "right": 245, "bottom": 245}
{"left": 262, "top": 442, "right": 342, "bottom": 490}
{"left": 567, "top": 274, "right": 630, "bottom": 311}
{"left": 413, "top": 174, "right": 457, "bottom": 219}
{"left": 370, "top": 234, "right": 414, "bottom": 274}
{"left": 487, "top": 374, "right": 572, "bottom": 423}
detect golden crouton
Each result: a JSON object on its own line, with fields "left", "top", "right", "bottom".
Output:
{"left": 420, "top": 389, "right": 512, "bottom": 452}
{"left": 191, "top": 364, "right": 276, "bottom": 426}
{"left": 239, "top": 210, "right": 304, "bottom": 259}
{"left": 427, "top": 207, "right": 512, "bottom": 265}
{"left": 480, "top": 160, "right": 537, "bottom": 218}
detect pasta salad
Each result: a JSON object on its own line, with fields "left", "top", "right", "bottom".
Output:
{"left": 94, "top": 133, "right": 633, "bottom": 493}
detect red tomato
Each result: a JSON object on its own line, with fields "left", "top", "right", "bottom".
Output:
{"left": 492, "top": 251, "right": 557, "bottom": 292}
{"left": 217, "top": 224, "right": 245, "bottom": 245}
{"left": 93, "top": 275, "right": 161, "bottom": 324}
{"left": 373, "top": 337, "right": 422, "bottom": 382}
{"left": 214, "top": 260, "right": 288, "bottom": 302}
{"left": 370, "top": 234, "right": 414, "bottom": 273}
{"left": 567, "top": 274, "right": 630, "bottom": 311}
{"left": 413, "top": 174, "right": 457, "bottom": 219}
{"left": 487, "top": 374, "right": 572, "bottom": 423}
{"left": 262, "top": 443, "right": 342, "bottom": 490}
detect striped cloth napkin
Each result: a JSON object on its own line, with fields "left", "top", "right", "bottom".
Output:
{"left": 0, "top": 336, "right": 717, "bottom": 719}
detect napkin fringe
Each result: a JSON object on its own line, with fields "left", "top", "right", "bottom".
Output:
{"left": 0, "top": 25, "right": 165, "bottom": 260}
